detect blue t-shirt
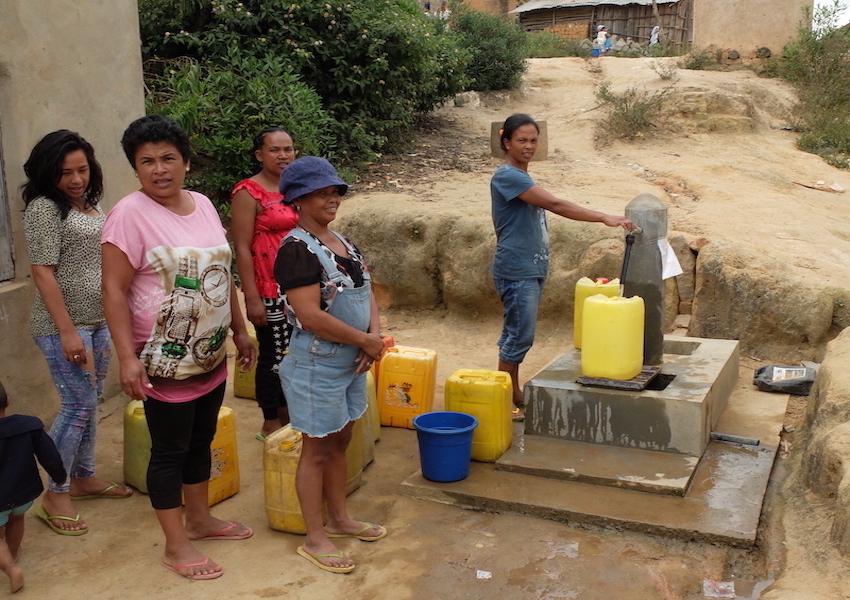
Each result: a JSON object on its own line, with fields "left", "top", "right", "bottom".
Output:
{"left": 490, "top": 164, "right": 549, "bottom": 280}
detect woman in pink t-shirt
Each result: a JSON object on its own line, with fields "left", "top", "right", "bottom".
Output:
{"left": 231, "top": 128, "right": 299, "bottom": 440}
{"left": 102, "top": 115, "right": 257, "bottom": 581}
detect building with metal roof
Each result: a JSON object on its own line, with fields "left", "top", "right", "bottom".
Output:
{"left": 508, "top": 0, "right": 812, "bottom": 55}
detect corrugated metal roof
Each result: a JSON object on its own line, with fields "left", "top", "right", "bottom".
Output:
{"left": 510, "top": 0, "right": 678, "bottom": 14}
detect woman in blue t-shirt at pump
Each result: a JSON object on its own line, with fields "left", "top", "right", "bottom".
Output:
{"left": 491, "top": 113, "right": 638, "bottom": 421}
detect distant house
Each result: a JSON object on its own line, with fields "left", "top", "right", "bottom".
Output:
{"left": 510, "top": 0, "right": 812, "bottom": 55}
{"left": 511, "top": 0, "right": 690, "bottom": 45}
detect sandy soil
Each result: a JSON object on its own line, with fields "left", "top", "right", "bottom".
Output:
{"left": 348, "top": 57, "right": 850, "bottom": 293}
{"left": 12, "top": 57, "right": 850, "bottom": 599}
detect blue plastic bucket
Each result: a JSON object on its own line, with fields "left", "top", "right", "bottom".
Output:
{"left": 413, "top": 411, "right": 478, "bottom": 482}
{"left": 591, "top": 47, "right": 601, "bottom": 57}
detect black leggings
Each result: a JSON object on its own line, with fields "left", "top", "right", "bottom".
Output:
{"left": 144, "top": 382, "right": 225, "bottom": 510}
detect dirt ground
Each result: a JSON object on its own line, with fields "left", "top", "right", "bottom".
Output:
{"left": 13, "top": 57, "right": 850, "bottom": 598}
{"left": 18, "top": 318, "right": 774, "bottom": 600}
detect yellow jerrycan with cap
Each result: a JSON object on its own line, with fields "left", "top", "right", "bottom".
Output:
{"left": 574, "top": 277, "right": 620, "bottom": 349}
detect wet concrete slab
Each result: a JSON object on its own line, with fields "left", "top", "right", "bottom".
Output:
{"left": 496, "top": 436, "right": 700, "bottom": 496}
{"left": 400, "top": 365, "right": 786, "bottom": 547}
{"left": 525, "top": 336, "right": 740, "bottom": 456}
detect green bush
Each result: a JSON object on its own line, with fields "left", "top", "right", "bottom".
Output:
{"left": 145, "top": 54, "right": 344, "bottom": 216}
{"left": 595, "top": 81, "right": 671, "bottom": 140}
{"left": 139, "top": 0, "right": 469, "bottom": 158}
{"left": 451, "top": 4, "right": 528, "bottom": 91}
{"left": 644, "top": 39, "right": 686, "bottom": 58}
{"left": 526, "top": 31, "right": 590, "bottom": 58}
{"left": 781, "top": 1, "right": 850, "bottom": 168}
{"left": 678, "top": 49, "right": 717, "bottom": 70}
{"left": 651, "top": 60, "right": 678, "bottom": 80}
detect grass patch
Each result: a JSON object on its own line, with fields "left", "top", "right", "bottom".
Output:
{"left": 526, "top": 31, "right": 591, "bottom": 58}
{"left": 678, "top": 49, "right": 718, "bottom": 70}
{"left": 651, "top": 60, "right": 678, "bottom": 80}
{"left": 780, "top": 1, "right": 850, "bottom": 168}
{"left": 595, "top": 81, "right": 673, "bottom": 140}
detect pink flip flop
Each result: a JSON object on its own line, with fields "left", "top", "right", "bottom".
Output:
{"left": 161, "top": 556, "right": 223, "bottom": 580}
{"left": 193, "top": 521, "right": 253, "bottom": 541}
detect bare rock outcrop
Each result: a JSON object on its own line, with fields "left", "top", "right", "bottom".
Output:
{"left": 690, "top": 241, "right": 836, "bottom": 362}
{"left": 761, "top": 329, "right": 850, "bottom": 598}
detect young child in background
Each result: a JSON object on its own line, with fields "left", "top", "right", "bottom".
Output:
{"left": 0, "top": 381, "right": 67, "bottom": 593}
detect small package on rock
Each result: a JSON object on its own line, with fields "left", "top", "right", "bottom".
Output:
{"left": 753, "top": 365, "right": 816, "bottom": 396}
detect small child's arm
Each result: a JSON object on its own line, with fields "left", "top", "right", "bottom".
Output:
{"left": 32, "top": 428, "right": 67, "bottom": 486}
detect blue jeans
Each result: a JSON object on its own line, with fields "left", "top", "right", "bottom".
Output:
{"left": 494, "top": 277, "right": 545, "bottom": 365}
{"left": 34, "top": 322, "right": 111, "bottom": 493}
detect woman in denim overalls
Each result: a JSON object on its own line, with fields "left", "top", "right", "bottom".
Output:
{"left": 275, "top": 157, "right": 387, "bottom": 574}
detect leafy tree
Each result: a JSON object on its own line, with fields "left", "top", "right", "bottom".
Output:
{"left": 146, "top": 52, "right": 342, "bottom": 212}
{"left": 450, "top": 2, "right": 528, "bottom": 91}
{"left": 140, "top": 0, "right": 469, "bottom": 158}
{"left": 781, "top": 1, "right": 850, "bottom": 167}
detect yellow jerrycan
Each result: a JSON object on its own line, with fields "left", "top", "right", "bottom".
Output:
{"left": 574, "top": 277, "right": 620, "bottom": 349}
{"left": 366, "top": 369, "right": 380, "bottom": 442}
{"left": 378, "top": 346, "right": 437, "bottom": 429}
{"left": 346, "top": 417, "right": 364, "bottom": 495}
{"left": 264, "top": 425, "right": 327, "bottom": 533}
{"left": 126, "top": 401, "right": 240, "bottom": 506}
{"left": 123, "top": 400, "right": 151, "bottom": 493}
{"left": 581, "top": 294, "right": 645, "bottom": 380}
{"left": 233, "top": 328, "right": 259, "bottom": 399}
{"left": 444, "top": 369, "right": 513, "bottom": 462}
{"left": 206, "top": 406, "right": 240, "bottom": 506}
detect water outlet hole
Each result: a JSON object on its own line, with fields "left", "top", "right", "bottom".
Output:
{"left": 645, "top": 373, "right": 676, "bottom": 391}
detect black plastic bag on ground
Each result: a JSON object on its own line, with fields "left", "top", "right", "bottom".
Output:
{"left": 753, "top": 365, "right": 816, "bottom": 396}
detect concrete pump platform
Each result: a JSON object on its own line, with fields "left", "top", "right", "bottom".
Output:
{"left": 523, "top": 336, "right": 741, "bottom": 457}
{"left": 400, "top": 338, "right": 786, "bottom": 546}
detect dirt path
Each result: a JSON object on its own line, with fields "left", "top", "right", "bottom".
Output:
{"left": 18, "top": 318, "right": 773, "bottom": 600}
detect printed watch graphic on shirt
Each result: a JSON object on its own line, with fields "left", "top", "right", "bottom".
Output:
{"left": 139, "top": 245, "right": 232, "bottom": 379}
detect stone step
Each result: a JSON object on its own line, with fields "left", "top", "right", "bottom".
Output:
{"left": 495, "top": 435, "right": 699, "bottom": 496}
{"left": 400, "top": 438, "right": 777, "bottom": 547}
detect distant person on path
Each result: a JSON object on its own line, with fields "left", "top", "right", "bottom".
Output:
{"left": 0, "top": 381, "right": 67, "bottom": 593}
{"left": 22, "top": 130, "right": 132, "bottom": 538}
{"left": 231, "top": 127, "right": 299, "bottom": 441}
{"left": 275, "top": 157, "right": 387, "bottom": 575}
{"left": 595, "top": 25, "right": 609, "bottom": 52}
{"left": 102, "top": 115, "right": 257, "bottom": 581}
{"left": 491, "top": 114, "right": 637, "bottom": 420}
{"left": 649, "top": 25, "right": 661, "bottom": 45}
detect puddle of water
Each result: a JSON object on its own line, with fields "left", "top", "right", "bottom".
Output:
{"left": 544, "top": 540, "right": 579, "bottom": 559}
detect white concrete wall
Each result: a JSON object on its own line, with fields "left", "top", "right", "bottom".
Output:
{"left": 0, "top": 0, "right": 144, "bottom": 418}
{"left": 693, "top": 0, "right": 813, "bottom": 54}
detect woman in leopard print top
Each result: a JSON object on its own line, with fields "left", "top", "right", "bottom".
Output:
{"left": 22, "top": 130, "right": 131, "bottom": 537}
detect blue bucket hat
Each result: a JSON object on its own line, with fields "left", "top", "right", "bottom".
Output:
{"left": 279, "top": 156, "right": 348, "bottom": 204}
